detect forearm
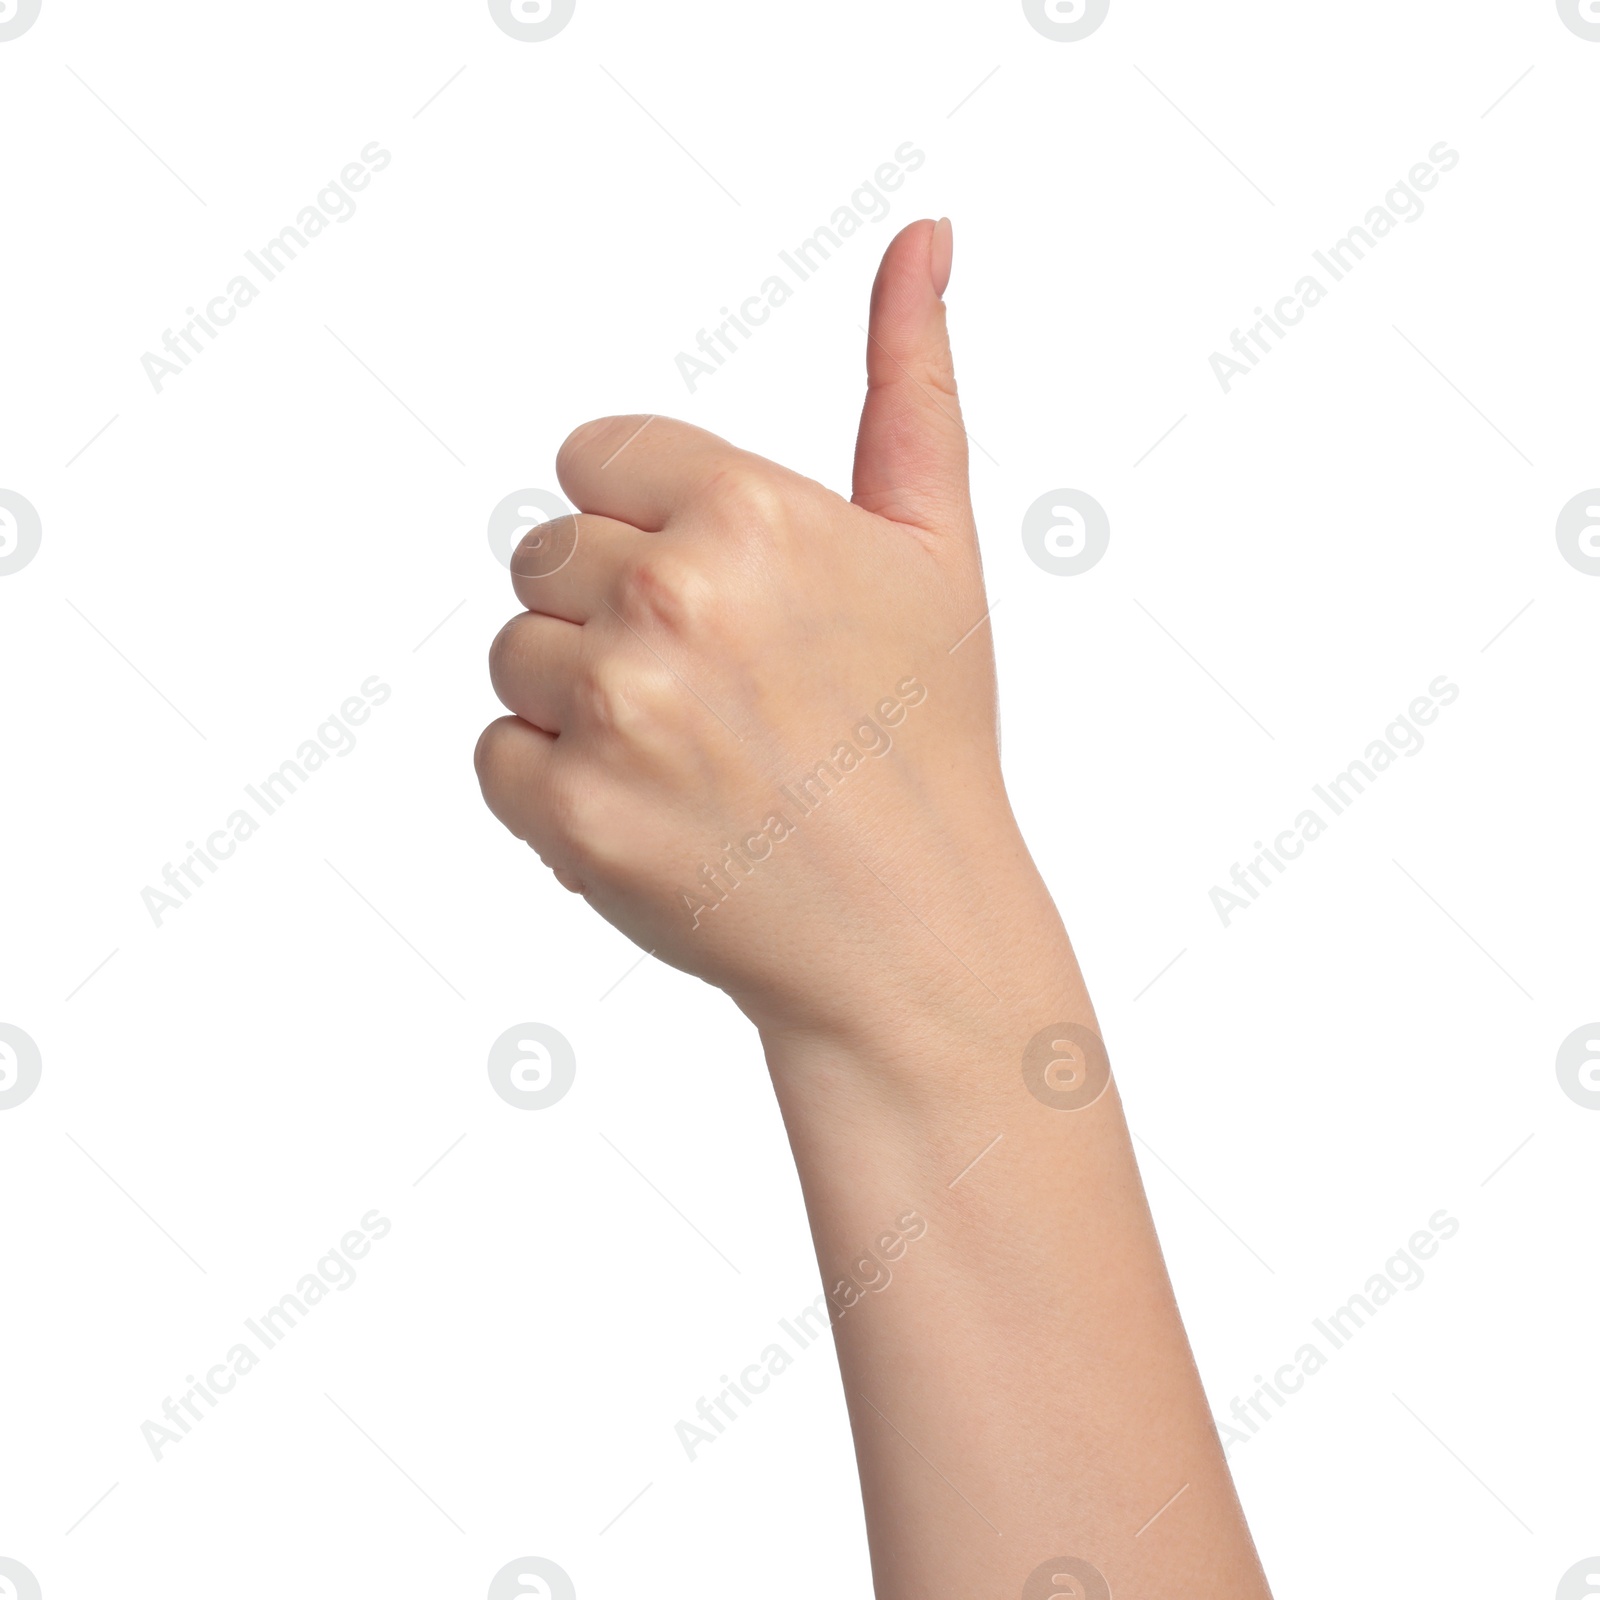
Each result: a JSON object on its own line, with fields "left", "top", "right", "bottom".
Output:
{"left": 763, "top": 880, "right": 1271, "bottom": 1599}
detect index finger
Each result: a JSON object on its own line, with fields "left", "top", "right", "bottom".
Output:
{"left": 555, "top": 414, "right": 742, "bottom": 530}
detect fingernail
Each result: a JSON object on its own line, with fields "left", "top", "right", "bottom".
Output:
{"left": 931, "top": 217, "right": 954, "bottom": 299}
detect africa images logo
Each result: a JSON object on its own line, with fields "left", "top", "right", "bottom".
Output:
{"left": 1022, "top": 0, "right": 1110, "bottom": 43}
{"left": 0, "top": 489, "right": 42, "bottom": 576}
{"left": 0, "top": 1559, "right": 42, "bottom": 1600}
{"left": 488, "top": 0, "right": 575, "bottom": 42}
{"left": 1557, "top": 0, "right": 1600, "bottom": 41}
{"left": 0, "top": 1024, "right": 42, "bottom": 1111}
{"left": 0, "top": 0, "right": 41, "bottom": 42}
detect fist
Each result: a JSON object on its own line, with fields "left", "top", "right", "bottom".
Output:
{"left": 476, "top": 220, "right": 1023, "bottom": 1043}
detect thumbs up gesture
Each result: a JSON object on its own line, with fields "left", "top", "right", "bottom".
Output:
{"left": 475, "top": 222, "right": 1274, "bottom": 1599}
{"left": 477, "top": 219, "right": 1031, "bottom": 1044}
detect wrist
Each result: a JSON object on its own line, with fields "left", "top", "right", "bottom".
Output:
{"left": 753, "top": 855, "right": 1098, "bottom": 1110}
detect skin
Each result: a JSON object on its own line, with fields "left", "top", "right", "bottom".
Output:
{"left": 476, "top": 218, "right": 1274, "bottom": 1599}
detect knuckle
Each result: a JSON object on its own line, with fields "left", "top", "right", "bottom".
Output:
{"left": 577, "top": 650, "right": 681, "bottom": 742}
{"left": 542, "top": 766, "right": 627, "bottom": 877}
{"left": 708, "top": 463, "right": 787, "bottom": 533}
{"left": 577, "top": 655, "right": 642, "bottom": 737}
{"left": 539, "top": 769, "right": 585, "bottom": 844}
{"left": 614, "top": 551, "right": 716, "bottom": 637}
{"left": 923, "top": 349, "right": 961, "bottom": 405}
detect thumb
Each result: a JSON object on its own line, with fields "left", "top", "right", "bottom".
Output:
{"left": 852, "top": 216, "right": 970, "bottom": 534}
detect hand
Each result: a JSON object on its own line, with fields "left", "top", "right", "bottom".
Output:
{"left": 476, "top": 219, "right": 1050, "bottom": 1052}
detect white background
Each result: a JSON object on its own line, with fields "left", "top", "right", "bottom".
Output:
{"left": 1, "top": 2, "right": 1597, "bottom": 1596}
